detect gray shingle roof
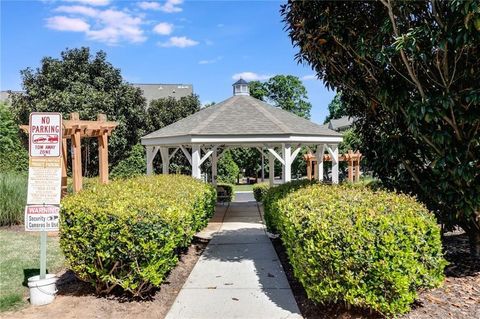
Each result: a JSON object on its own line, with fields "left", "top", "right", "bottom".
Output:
{"left": 142, "top": 95, "right": 342, "bottom": 140}
{"left": 133, "top": 84, "right": 193, "bottom": 106}
{"left": 328, "top": 116, "right": 354, "bottom": 131}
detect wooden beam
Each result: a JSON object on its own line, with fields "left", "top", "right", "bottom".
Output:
{"left": 98, "top": 130, "right": 109, "bottom": 184}
{"left": 72, "top": 129, "right": 82, "bottom": 193}
{"left": 61, "top": 138, "right": 68, "bottom": 197}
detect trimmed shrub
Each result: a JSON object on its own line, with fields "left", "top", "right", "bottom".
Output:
{"left": 253, "top": 183, "right": 269, "bottom": 202}
{"left": 217, "top": 183, "right": 234, "bottom": 203}
{"left": 273, "top": 183, "right": 446, "bottom": 316}
{"left": 60, "top": 174, "right": 216, "bottom": 297}
{"left": 263, "top": 179, "right": 316, "bottom": 232}
{"left": 0, "top": 172, "right": 27, "bottom": 226}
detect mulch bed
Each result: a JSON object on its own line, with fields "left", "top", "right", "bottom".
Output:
{"left": 271, "top": 231, "right": 480, "bottom": 319}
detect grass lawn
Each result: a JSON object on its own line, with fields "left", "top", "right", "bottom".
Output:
{"left": 233, "top": 184, "right": 255, "bottom": 192}
{"left": 0, "top": 229, "right": 64, "bottom": 312}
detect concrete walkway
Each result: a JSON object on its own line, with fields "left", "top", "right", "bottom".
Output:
{"left": 166, "top": 192, "right": 302, "bottom": 319}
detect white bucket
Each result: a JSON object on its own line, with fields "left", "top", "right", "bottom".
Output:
{"left": 27, "top": 274, "right": 58, "bottom": 306}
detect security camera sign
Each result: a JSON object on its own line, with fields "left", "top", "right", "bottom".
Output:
{"left": 25, "top": 205, "right": 60, "bottom": 231}
{"left": 29, "top": 113, "right": 62, "bottom": 157}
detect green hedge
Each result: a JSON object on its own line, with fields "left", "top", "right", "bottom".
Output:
{"left": 263, "top": 179, "right": 316, "bottom": 232}
{"left": 253, "top": 183, "right": 269, "bottom": 202}
{"left": 269, "top": 183, "right": 446, "bottom": 316}
{"left": 216, "top": 183, "right": 234, "bottom": 202}
{"left": 60, "top": 175, "right": 216, "bottom": 297}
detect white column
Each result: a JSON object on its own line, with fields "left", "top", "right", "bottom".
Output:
{"left": 146, "top": 146, "right": 155, "bottom": 175}
{"left": 211, "top": 147, "right": 218, "bottom": 186}
{"left": 191, "top": 145, "right": 201, "bottom": 179}
{"left": 160, "top": 147, "right": 169, "bottom": 174}
{"left": 315, "top": 144, "right": 326, "bottom": 181}
{"left": 268, "top": 152, "right": 274, "bottom": 186}
{"left": 284, "top": 144, "right": 292, "bottom": 183}
{"left": 331, "top": 144, "right": 339, "bottom": 184}
{"left": 281, "top": 144, "right": 286, "bottom": 183}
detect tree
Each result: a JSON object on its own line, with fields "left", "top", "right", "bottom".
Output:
{"left": 217, "top": 150, "right": 240, "bottom": 184}
{"left": 147, "top": 95, "right": 201, "bottom": 132}
{"left": 10, "top": 47, "right": 147, "bottom": 176}
{"left": 282, "top": 1, "right": 480, "bottom": 254}
{"left": 0, "top": 102, "right": 28, "bottom": 172}
{"left": 110, "top": 144, "right": 146, "bottom": 179}
{"left": 248, "top": 75, "right": 312, "bottom": 119}
{"left": 324, "top": 92, "right": 347, "bottom": 124}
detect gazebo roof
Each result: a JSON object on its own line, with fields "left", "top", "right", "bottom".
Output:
{"left": 141, "top": 95, "right": 342, "bottom": 146}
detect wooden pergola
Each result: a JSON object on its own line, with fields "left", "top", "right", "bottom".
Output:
{"left": 305, "top": 150, "right": 362, "bottom": 182}
{"left": 21, "top": 113, "right": 118, "bottom": 194}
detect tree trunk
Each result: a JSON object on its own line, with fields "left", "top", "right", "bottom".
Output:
{"left": 463, "top": 214, "right": 480, "bottom": 257}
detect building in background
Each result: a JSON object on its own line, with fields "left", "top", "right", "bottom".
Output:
{"left": 0, "top": 90, "right": 23, "bottom": 104}
{"left": 133, "top": 84, "right": 193, "bottom": 106}
{"left": 325, "top": 116, "right": 354, "bottom": 132}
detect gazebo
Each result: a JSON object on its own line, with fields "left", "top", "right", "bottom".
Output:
{"left": 141, "top": 80, "right": 343, "bottom": 186}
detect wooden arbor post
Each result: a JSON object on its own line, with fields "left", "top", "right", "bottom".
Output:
{"left": 97, "top": 114, "right": 109, "bottom": 184}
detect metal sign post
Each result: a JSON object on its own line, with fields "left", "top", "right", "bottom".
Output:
{"left": 26, "top": 112, "right": 62, "bottom": 281}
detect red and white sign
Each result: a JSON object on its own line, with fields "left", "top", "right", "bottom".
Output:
{"left": 29, "top": 113, "right": 62, "bottom": 157}
{"left": 25, "top": 205, "right": 60, "bottom": 231}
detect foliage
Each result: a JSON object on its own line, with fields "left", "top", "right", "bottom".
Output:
{"left": 248, "top": 75, "right": 312, "bottom": 119}
{"left": 9, "top": 47, "right": 147, "bottom": 176}
{"left": 0, "top": 172, "right": 27, "bottom": 226}
{"left": 230, "top": 148, "right": 261, "bottom": 178}
{"left": 262, "top": 179, "right": 316, "bottom": 232}
{"left": 253, "top": 183, "right": 269, "bottom": 202}
{"left": 216, "top": 183, "right": 234, "bottom": 203}
{"left": 339, "top": 128, "right": 362, "bottom": 155}
{"left": 324, "top": 92, "right": 347, "bottom": 124}
{"left": 271, "top": 182, "right": 446, "bottom": 316}
{"left": 282, "top": 1, "right": 480, "bottom": 254}
{"left": 0, "top": 229, "right": 64, "bottom": 312}
{"left": 217, "top": 150, "right": 240, "bottom": 184}
{"left": 146, "top": 95, "right": 201, "bottom": 133}
{"left": 60, "top": 175, "right": 216, "bottom": 297}
{"left": 0, "top": 103, "right": 28, "bottom": 173}
{"left": 0, "top": 102, "right": 19, "bottom": 152}
{"left": 248, "top": 81, "right": 269, "bottom": 101}
{"left": 110, "top": 144, "right": 146, "bottom": 179}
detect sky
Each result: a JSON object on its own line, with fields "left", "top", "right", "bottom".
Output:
{"left": 1, "top": 0, "right": 336, "bottom": 124}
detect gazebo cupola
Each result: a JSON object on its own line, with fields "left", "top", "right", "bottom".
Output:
{"left": 232, "top": 78, "right": 249, "bottom": 96}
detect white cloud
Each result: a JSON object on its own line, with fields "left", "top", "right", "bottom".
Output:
{"left": 138, "top": 1, "right": 160, "bottom": 10}
{"left": 301, "top": 74, "right": 317, "bottom": 81}
{"left": 55, "top": 5, "right": 98, "bottom": 17}
{"left": 153, "top": 22, "right": 173, "bottom": 35}
{"left": 63, "top": 0, "right": 110, "bottom": 6}
{"left": 86, "top": 9, "right": 146, "bottom": 44}
{"left": 160, "top": 0, "right": 183, "bottom": 13}
{"left": 46, "top": 16, "right": 90, "bottom": 32}
{"left": 199, "top": 56, "right": 222, "bottom": 64}
{"left": 47, "top": 6, "right": 146, "bottom": 45}
{"left": 232, "top": 72, "right": 271, "bottom": 81}
{"left": 159, "top": 36, "right": 198, "bottom": 48}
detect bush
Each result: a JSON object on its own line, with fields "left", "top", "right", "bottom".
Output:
{"left": 110, "top": 144, "right": 146, "bottom": 179}
{"left": 60, "top": 174, "right": 216, "bottom": 297}
{"left": 263, "top": 179, "right": 316, "bottom": 232}
{"left": 272, "top": 183, "right": 446, "bottom": 316}
{"left": 217, "top": 151, "right": 239, "bottom": 184}
{"left": 253, "top": 183, "right": 269, "bottom": 202}
{"left": 0, "top": 172, "right": 27, "bottom": 226}
{"left": 216, "top": 183, "right": 234, "bottom": 203}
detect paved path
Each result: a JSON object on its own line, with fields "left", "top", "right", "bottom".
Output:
{"left": 166, "top": 192, "right": 302, "bottom": 319}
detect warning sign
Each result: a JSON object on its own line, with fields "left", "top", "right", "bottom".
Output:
{"left": 29, "top": 113, "right": 62, "bottom": 157}
{"left": 27, "top": 157, "right": 62, "bottom": 205}
{"left": 25, "top": 205, "right": 60, "bottom": 231}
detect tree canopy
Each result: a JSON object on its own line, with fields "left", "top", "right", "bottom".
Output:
{"left": 248, "top": 75, "right": 312, "bottom": 119}
{"left": 282, "top": 0, "right": 480, "bottom": 254}
{"left": 10, "top": 47, "right": 146, "bottom": 175}
{"left": 324, "top": 92, "right": 347, "bottom": 124}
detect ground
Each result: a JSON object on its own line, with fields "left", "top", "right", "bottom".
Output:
{"left": 0, "top": 235, "right": 208, "bottom": 319}
{"left": 0, "top": 227, "right": 64, "bottom": 312}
